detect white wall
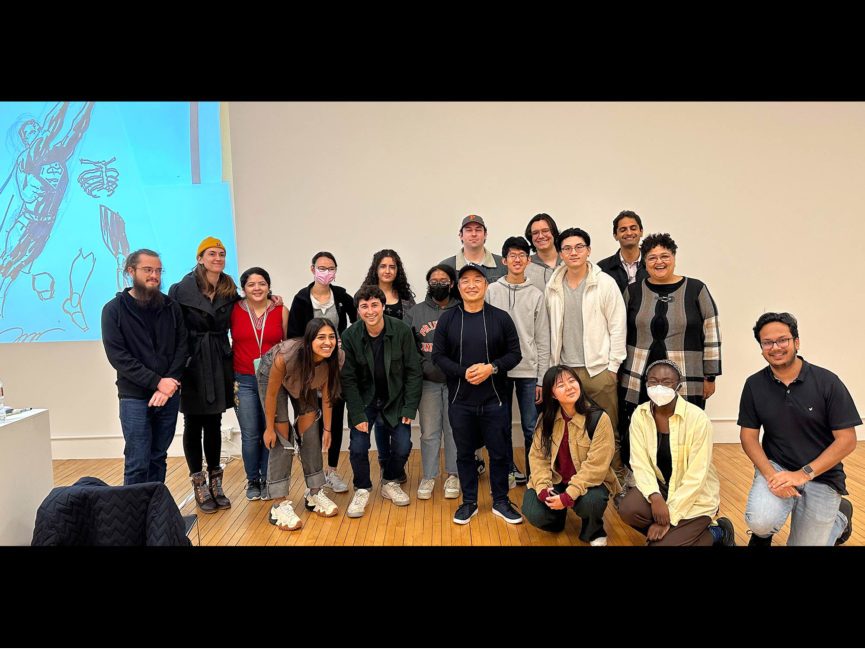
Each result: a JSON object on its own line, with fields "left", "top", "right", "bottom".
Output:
{"left": 2, "top": 101, "right": 862, "bottom": 458}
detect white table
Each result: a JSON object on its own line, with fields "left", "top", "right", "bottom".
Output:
{"left": 0, "top": 409, "right": 53, "bottom": 545}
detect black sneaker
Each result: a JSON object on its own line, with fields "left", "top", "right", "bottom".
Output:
{"left": 492, "top": 499, "right": 523, "bottom": 525}
{"left": 714, "top": 516, "right": 736, "bottom": 546}
{"left": 246, "top": 479, "right": 261, "bottom": 501}
{"left": 511, "top": 463, "right": 528, "bottom": 485}
{"left": 836, "top": 497, "right": 853, "bottom": 546}
{"left": 747, "top": 531, "right": 773, "bottom": 547}
{"left": 475, "top": 456, "right": 486, "bottom": 475}
{"left": 453, "top": 501, "right": 478, "bottom": 525}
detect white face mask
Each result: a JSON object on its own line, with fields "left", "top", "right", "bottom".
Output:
{"left": 647, "top": 384, "right": 678, "bottom": 407}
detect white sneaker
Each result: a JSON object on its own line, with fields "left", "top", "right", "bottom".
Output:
{"left": 269, "top": 501, "right": 303, "bottom": 531}
{"left": 508, "top": 472, "right": 517, "bottom": 490}
{"left": 324, "top": 470, "right": 349, "bottom": 493}
{"left": 444, "top": 474, "right": 460, "bottom": 499}
{"left": 589, "top": 536, "right": 608, "bottom": 547}
{"left": 305, "top": 489, "right": 338, "bottom": 517}
{"left": 417, "top": 478, "right": 435, "bottom": 500}
{"left": 347, "top": 489, "right": 370, "bottom": 518}
{"left": 381, "top": 481, "right": 410, "bottom": 506}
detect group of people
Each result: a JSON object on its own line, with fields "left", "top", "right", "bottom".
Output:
{"left": 100, "top": 210, "right": 860, "bottom": 546}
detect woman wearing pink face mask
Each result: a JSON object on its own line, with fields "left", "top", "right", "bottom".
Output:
{"left": 285, "top": 251, "right": 358, "bottom": 492}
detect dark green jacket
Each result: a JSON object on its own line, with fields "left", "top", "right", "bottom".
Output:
{"left": 341, "top": 315, "right": 423, "bottom": 428}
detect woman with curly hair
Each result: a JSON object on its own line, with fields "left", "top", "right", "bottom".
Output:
{"left": 618, "top": 232, "right": 722, "bottom": 471}
{"left": 360, "top": 249, "right": 416, "bottom": 321}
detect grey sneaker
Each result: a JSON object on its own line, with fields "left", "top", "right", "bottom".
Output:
{"left": 246, "top": 479, "right": 261, "bottom": 501}
{"left": 324, "top": 470, "right": 349, "bottom": 493}
{"left": 381, "top": 481, "right": 410, "bottom": 506}
{"left": 259, "top": 480, "right": 272, "bottom": 501}
{"left": 417, "top": 478, "right": 435, "bottom": 500}
{"left": 444, "top": 474, "right": 460, "bottom": 499}
{"left": 347, "top": 489, "right": 370, "bottom": 518}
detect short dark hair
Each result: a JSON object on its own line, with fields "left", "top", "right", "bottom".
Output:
{"left": 311, "top": 251, "right": 337, "bottom": 267}
{"left": 501, "top": 236, "right": 530, "bottom": 258}
{"left": 125, "top": 249, "right": 160, "bottom": 273}
{"left": 354, "top": 284, "right": 386, "bottom": 308}
{"left": 240, "top": 266, "right": 271, "bottom": 289}
{"left": 613, "top": 210, "right": 643, "bottom": 234}
{"left": 640, "top": 232, "right": 677, "bottom": 257}
{"left": 753, "top": 312, "right": 799, "bottom": 343}
{"left": 555, "top": 227, "right": 591, "bottom": 252}
{"left": 524, "top": 213, "right": 560, "bottom": 252}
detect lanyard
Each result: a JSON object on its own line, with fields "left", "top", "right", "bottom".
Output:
{"left": 245, "top": 300, "right": 270, "bottom": 358}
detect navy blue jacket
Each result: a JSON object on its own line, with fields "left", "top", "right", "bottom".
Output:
{"left": 432, "top": 303, "right": 522, "bottom": 404}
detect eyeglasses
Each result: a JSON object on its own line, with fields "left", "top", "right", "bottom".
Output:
{"left": 506, "top": 253, "right": 528, "bottom": 261}
{"left": 135, "top": 266, "right": 164, "bottom": 276}
{"left": 760, "top": 337, "right": 793, "bottom": 350}
{"left": 560, "top": 244, "right": 587, "bottom": 254}
{"left": 646, "top": 379, "right": 679, "bottom": 388}
{"left": 429, "top": 280, "right": 451, "bottom": 288}
{"left": 645, "top": 253, "right": 674, "bottom": 264}
{"left": 315, "top": 266, "right": 336, "bottom": 273}
{"left": 531, "top": 227, "right": 552, "bottom": 238}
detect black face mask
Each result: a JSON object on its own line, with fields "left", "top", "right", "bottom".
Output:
{"left": 428, "top": 285, "right": 450, "bottom": 301}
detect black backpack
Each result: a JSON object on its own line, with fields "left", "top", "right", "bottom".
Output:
{"left": 584, "top": 406, "right": 604, "bottom": 440}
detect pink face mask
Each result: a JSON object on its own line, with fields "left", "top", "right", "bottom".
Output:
{"left": 314, "top": 268, "right": 336, "bottom": 285}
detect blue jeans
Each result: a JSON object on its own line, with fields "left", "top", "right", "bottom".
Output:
{"left": 119, "top": 394, "right": 180, "bottom": 485}
{"left": 745, "top": 460, "right": 848, "bottom": 546}
{"left": 418, "top": 381, "right": 457, "bottom": 480}
{"left": 234, "top": 373, "right": 269, "bottom": 482}
{"left": 448, "top": 399, "right": 511, "bottom": 504}
{"left": 349, "top": 404, "right": 412, "bottom": 490}
{"left": 507, "top": 377, "right": 540, "bottom": 473}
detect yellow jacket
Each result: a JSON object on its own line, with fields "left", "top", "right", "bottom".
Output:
{"left": 526, "top": 409, "right": 621, "bottom": 503}
{"left": 629, "top": 397, "right": 720, "bottom": 527}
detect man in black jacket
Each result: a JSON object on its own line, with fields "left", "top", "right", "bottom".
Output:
{"left": 101, "top": 249, "right": 188, "bottom": 485}
{"left": 597, "top": 210, "right": 648, "bottom": 293}
{"left": 432, "top": 263, "right": 523, "bottom": 525}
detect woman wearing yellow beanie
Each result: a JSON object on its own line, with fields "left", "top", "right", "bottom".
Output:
{"left": 169, "top": 236, "right": 239, "bottom": 513}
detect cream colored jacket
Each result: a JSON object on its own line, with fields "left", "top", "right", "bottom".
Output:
{"left": 544, "top": 261, "right": 626, "bottom": 377}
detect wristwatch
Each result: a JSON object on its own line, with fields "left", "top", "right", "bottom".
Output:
{"left": 801, "top": 464, "right": 814, "bottom": 480}
{"left": 490, "top": 363, "right": 499, "bottom": 375}
{"left": 705, "top": 376, "right": 716, "bottom": 383}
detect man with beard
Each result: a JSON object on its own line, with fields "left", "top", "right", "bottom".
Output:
{"left": 101, "top": 249, "right": 188, "bottom": 485}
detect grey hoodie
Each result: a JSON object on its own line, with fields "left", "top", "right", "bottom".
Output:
{"left": 485, "top": 276, "right": 550, "bottom": 383}
{"left": 405, "top": 295, "right": 460, "bottom": 382}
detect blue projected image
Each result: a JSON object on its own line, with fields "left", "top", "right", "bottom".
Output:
{"left": 0, "top": 101, "right": 237, "bottom": 343}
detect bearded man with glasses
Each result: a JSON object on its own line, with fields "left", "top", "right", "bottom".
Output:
{"left": 101, "top": 249, "right": 188, "bottom": 485}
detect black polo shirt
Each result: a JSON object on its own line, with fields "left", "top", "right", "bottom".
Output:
{"left": 737, "top": 357, "right": 861, "bottom": 495}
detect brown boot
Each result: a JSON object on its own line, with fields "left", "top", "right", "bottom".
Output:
{"left": 209, "top": 467, "right": 231, "bottom": 509}
{"left": 191, "top": 471, "right": 218, "bottom": 514}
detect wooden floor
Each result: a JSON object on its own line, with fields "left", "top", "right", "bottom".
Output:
{"left": 53, "top": 443, "right": 865, "bottom": 546}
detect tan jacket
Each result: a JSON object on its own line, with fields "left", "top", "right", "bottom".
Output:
{"left": 526, "top": 409, "right": 621, "bottom": 502}
{"left": 629, "top": 397, "right": 720, "bottom": 527}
